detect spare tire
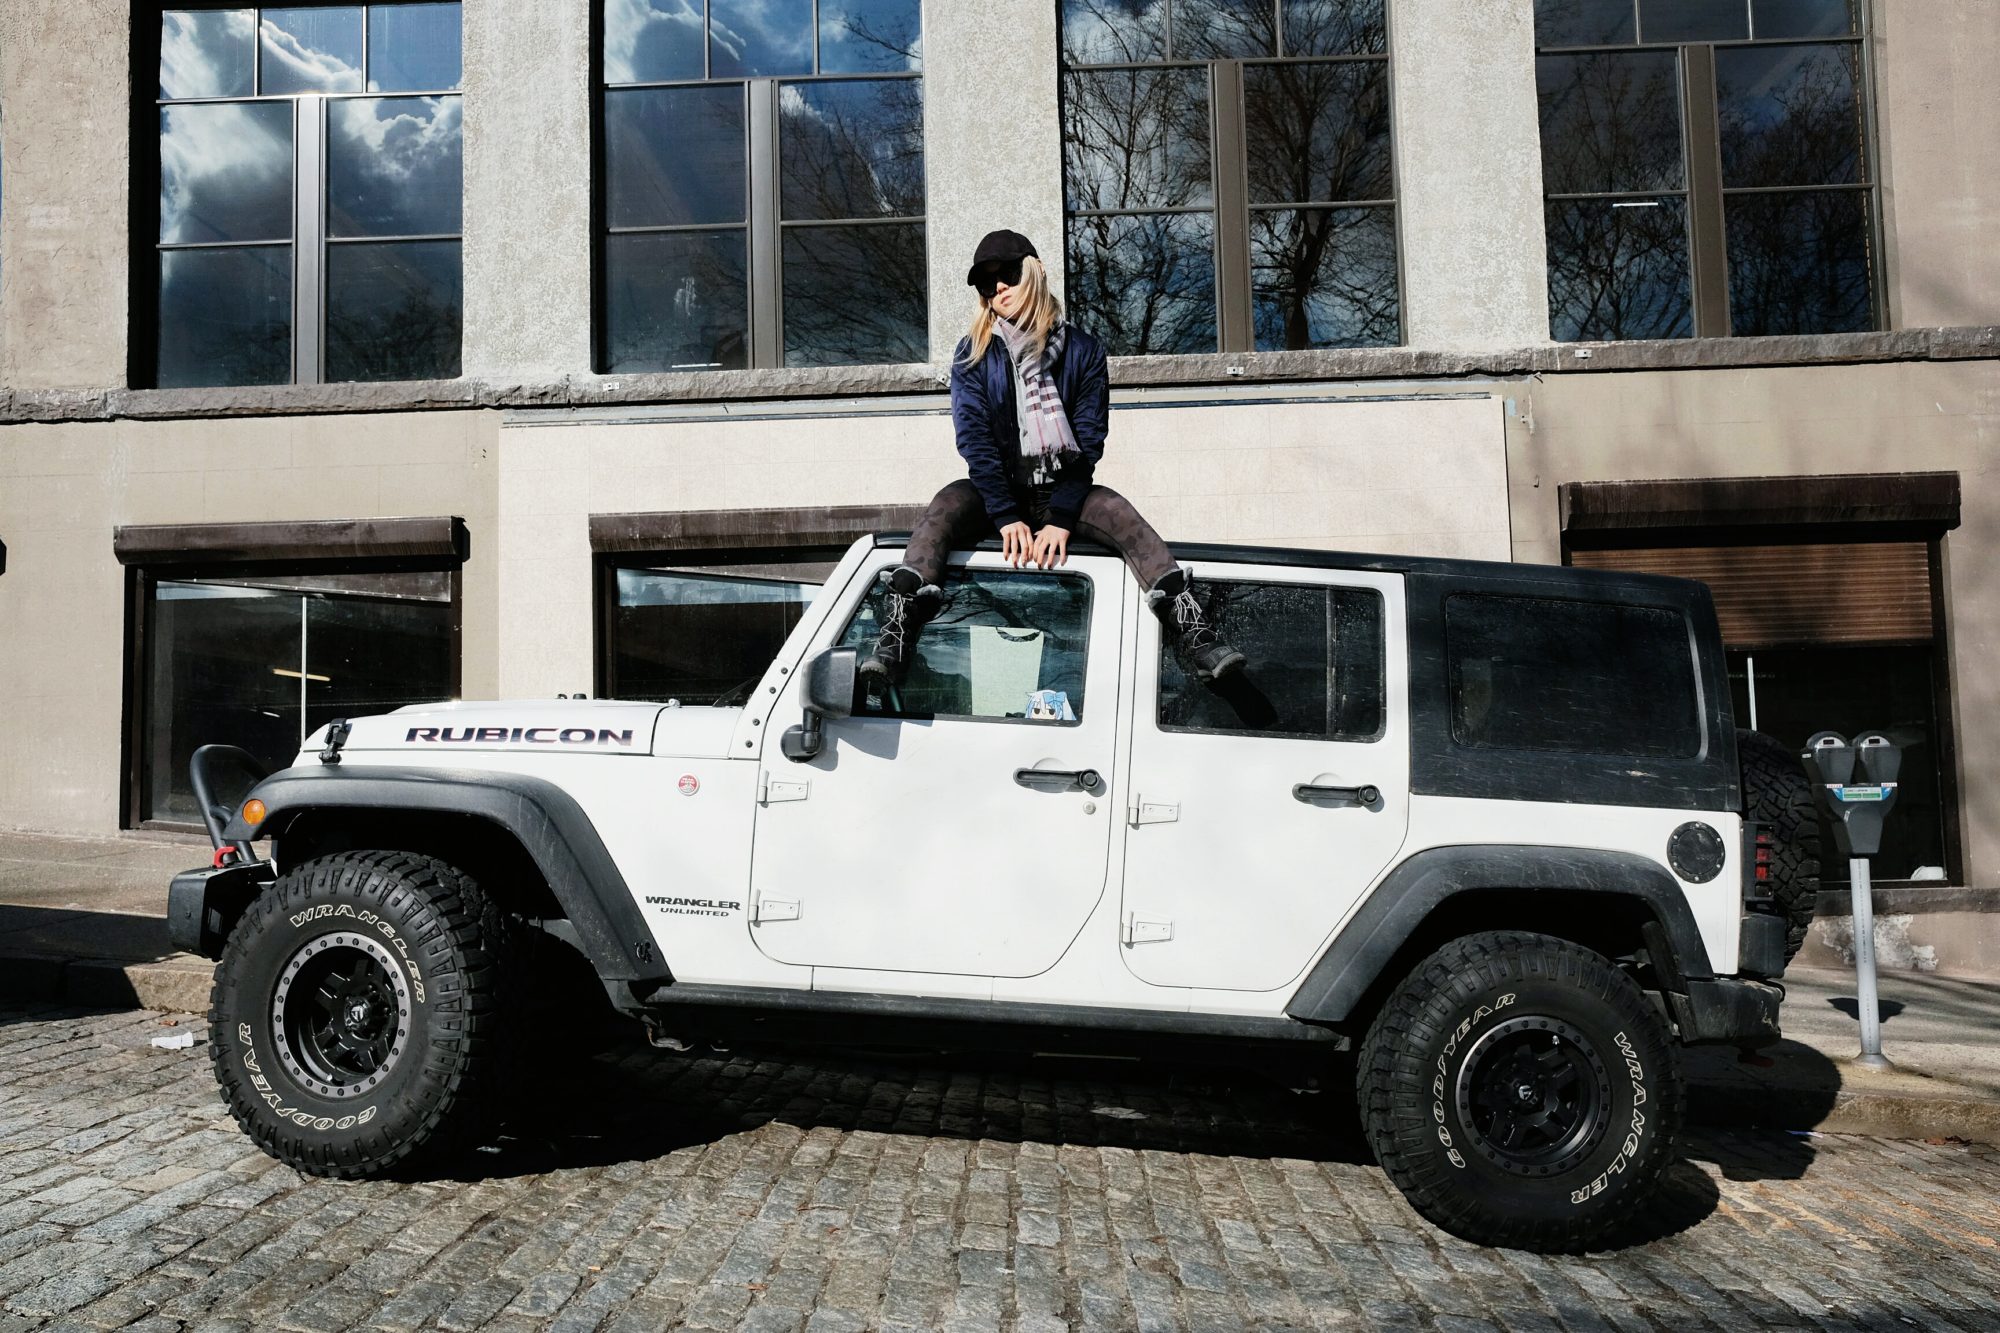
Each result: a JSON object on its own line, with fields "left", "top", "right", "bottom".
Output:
{"left": 1737, "top": 729, "right": 1822, "bottom": 962}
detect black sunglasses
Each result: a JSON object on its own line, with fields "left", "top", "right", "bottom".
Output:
{"left": 973, "top": 259, "right": 1024, "bottom": 299}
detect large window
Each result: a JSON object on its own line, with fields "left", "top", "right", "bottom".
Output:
{"left": 604, "top": 560, "right": 828, "bottom": 704}
{"left": 600, "top": 0, "right": 927, "bottom": 372}
{"left": 1534, "top": 0, "right": 1877, "bottom": 340}
{"left": 1059, "top": 0, "right": 1397, "bottom": 356}
{"left": 137, "top": 572, "right": 455, "bottom": 824}
{"left": 151, "top": 4, "right": 464, "bottom": 387}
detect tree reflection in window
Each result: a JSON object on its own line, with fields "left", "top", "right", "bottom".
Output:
{"left": 1533, "top": 2, "right": 1875, "bottom": 339}
{"left": 1059, "top": 0, "right": 1398, "bottom": 356}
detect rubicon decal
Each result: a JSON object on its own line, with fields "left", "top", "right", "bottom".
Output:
{"left": 404, "top": 726, "right": 636, "bottom": 746}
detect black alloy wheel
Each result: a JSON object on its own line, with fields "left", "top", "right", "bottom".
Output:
{"left": 272, "top": 932, "right": 412, "bottom": 1097}
{"left": 1455, "top": 1016, "right": 1613, "bottom": 1176}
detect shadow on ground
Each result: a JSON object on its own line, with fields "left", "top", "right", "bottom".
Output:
{"left": 448, "top": 1020, "right": 1844, "bottom": 1248}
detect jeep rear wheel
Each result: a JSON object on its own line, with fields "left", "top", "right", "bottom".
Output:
{"left": 1358, "top": 931, "right": 1683, "bottom": 1253}
{"left": 209, "top": 850, "right": 507, "bottom": 1178}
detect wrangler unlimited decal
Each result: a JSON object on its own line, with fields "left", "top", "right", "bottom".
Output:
{"left": 646, "top": 895, "right": 740, "bottom": 918}
{"left": 404, "top": 726, "right": 636, "bottom": 746}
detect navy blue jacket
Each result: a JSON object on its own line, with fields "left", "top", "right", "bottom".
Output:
{"left": 949, "top": 324, "right": 1109, "bottom": 532}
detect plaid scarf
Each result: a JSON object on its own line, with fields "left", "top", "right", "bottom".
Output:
{"left": 992, "top": 317, "right": 1080, "bottom": 482}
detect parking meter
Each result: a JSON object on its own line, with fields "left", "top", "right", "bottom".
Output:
{"left": 1799, "top": 731, "right": 1904, "bottom": 1069}
{"left": 1800, "top": 730, "right": 1901, "bottom": 857}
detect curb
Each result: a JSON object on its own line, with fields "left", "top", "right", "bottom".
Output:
{"left": 0, "top": 951, "right": 212, "bottom": 1014}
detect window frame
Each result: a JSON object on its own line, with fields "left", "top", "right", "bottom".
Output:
{"left": 590, "top": 2, "right": 929, "bottom": 373}
{"left": 1057, "top": 0, "right": 1402, "bottom": 355}
{"left": 1154, "top": 578, "right": 1388, "bottom": 744}
{"left": 116, "top": 516, "right": 466, "bottom": 832}
{"left": 1533, "top": 1, "right": 1885, "bottom": 339}
{"left": 136, "top": 2, "right": 466, "bottom": 388}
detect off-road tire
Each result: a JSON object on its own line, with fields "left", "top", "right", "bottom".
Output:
{"left": 1358, "top": 932, "right": 1684, "bottom": 1253}
{"left": 1737, "top": 728, "right": 1823, "bottom": 961}
{"left": 209, "top": 850, "right": 508, "bottom": 1178}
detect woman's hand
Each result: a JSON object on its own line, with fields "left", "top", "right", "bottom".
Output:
{"left": 1031, "top": 526, "right": 1070, "bottom": 569}
{"left": 999, "top": 521, "right": 1034, "bottom": 567}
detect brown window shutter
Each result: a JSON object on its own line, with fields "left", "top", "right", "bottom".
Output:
{"left": 1569, "top": 542, "right": 1934, "bottom": 648}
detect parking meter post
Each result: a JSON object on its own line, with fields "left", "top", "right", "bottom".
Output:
{"left": 1800, "top": 730, "right": 1902, "bottom": 1073}
{"left": 1847, "top": 855, "right": 1892, "bottom": 1070}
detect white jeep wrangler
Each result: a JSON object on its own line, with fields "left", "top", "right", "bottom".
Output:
{"left": 170, "top": 533, "right": 1817, "bottom": 1252}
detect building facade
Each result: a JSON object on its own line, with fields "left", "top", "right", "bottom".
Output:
{"left": 0, "top": 1, "right": 1996, "bottom": 952}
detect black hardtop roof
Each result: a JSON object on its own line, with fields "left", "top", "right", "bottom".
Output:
{"left": 870, "top": 533, "right": 1711, "bottom": 603}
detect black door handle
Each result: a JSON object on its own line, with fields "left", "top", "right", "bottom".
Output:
{"left": 1016, "top": 767, "right": 1101, "bottom": 792}
{"left": 1293, "top": 783, "right": 1380, "bottom": 807}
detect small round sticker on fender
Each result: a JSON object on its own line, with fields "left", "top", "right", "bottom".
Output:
{"left": 677, "top": 774, "right": 700, "bottom": 796}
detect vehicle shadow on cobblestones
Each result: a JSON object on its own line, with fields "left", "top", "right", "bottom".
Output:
{"left": 463, "top": 1030, "right": 1772, "bottom": 1249}
{"left": 477, "top": 1034, "right": 1375, "bottom": 1179}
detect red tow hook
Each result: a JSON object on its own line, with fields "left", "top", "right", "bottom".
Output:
{"left": 212, "top": 845, "right": 239, "bottom": 869}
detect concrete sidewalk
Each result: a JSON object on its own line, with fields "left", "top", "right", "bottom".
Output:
{"left": 3, "top": 826, "right": 1999, "bottom": 1145}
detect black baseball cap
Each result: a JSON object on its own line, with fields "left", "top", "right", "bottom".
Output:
{"left": 966, "top": 229, "right": 1039, "bottom": 286}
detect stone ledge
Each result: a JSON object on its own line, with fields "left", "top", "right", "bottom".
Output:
{"left": 3, "top": 325, "right": 1995, "bottom": 425}
{"left": 0, "top": 951, "right": 213, "bottom": 1013}
{"left": 1813, "top": 885, "right": 2000, "bottom": 916}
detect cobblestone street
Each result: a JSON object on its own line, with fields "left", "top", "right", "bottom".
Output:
{"left": 4, "top": 1005, "right": 2000, "bottom": 1332}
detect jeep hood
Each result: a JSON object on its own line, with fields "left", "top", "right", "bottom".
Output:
{"left": 303, "top": 699, "right": 744, "bottom": 760}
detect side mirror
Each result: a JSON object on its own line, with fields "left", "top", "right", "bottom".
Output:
{"left": 781, "top": 647, "right": 859, "bottom": 762}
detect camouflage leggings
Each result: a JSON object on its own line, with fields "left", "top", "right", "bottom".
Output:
{"left": 901, "top": 478, "right": 1180, "bottom": 590}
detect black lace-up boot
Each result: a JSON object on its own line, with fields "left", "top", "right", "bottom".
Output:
{"left": 1147, "top": 569, "right": 1245, "bottom": 681}
{"left": 859, "top": 566, "right": 943, "bottom": 683}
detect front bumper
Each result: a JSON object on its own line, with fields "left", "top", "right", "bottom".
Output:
{"left": 167, "top": 861, "right": 274, "bottom": 959}
{"left": 1668, "top": 976, "right": 1785, "bottom": 1047}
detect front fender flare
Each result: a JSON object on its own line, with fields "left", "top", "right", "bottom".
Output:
{"left": 1286, "top": 844, "right": 1714, "bottom": 1024}
{"left": 225, "top": 764, "right": 668, "bottom": 986}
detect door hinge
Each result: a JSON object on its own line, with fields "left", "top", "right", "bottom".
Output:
{"left": 1127, "top": 798, "right": 1179, "bottom": 827}
{"left": 753, "top": 896, "right": 800, "bottom": 924}
{"left": 759, "top": 773, "right": 810, "bottom": 805}
{"left": 1123, "top": 913, "right": 1173, "bottom": 945}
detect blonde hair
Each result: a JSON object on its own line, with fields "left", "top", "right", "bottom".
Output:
{"left": 962, "top": 255, "right": 1063, "bottom": 366}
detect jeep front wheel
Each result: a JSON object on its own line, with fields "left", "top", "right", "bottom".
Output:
{"left": 209, "top": 850, "right": 507, "bottom": 1177}
{"left": 1357, "top": 931, "right": 1683, "bottom": 1252}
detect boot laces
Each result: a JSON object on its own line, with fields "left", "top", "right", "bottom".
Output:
{"left": 875, "top": 589, "right": 913, "bottom": 660}
{"left": 1169, "top": 587, "right": 1219, "bottom": 653}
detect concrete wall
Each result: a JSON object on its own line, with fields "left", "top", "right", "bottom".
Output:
{"left": 1874, "top": 0, "right": 2000, "bottom": 330}
{"left": 1389, "top": 0, "right": 1551, "bottom": 350}
{"left": 495, "top": 391, "right": 1515, "bottom": 696}
{"left": 0, "top": 0, "right": 131, "bottom": 391}
{"left": 921, "top": 0, "right": 1067, "bottom": 363}
{"left": 1510, "top": 358, "right": 2000, "bottom": 884}
{"left": 461, "top": 0, "right": 594, "bottom": 379}
{"left": 0, "top": 412, "right": 499, "bottom": 835}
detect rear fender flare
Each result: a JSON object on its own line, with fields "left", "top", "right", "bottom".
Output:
{"left": 225, "top": 765, "right": 668, "bottom": 986}
{"left": 1286, "top": 844, "right": 1714, "bottom": 1024}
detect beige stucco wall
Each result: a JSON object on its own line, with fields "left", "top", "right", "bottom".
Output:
{"left": 1390, "top": 0, "right": 1551, "bottom": 349}
{"left": 0, "top": 411, "right": 498, "bottom": 834}
{"left": 0, "top": 0, "right": 131, "bottom": 390}
{"left": 1511, "top": 358, "right": 2000, "bottom": 885}
{"left": 1874, "top": 0, "right": 2000, "bottom": 330}
{"left": 495, "top": 390, "right": 1516, "bottom": 696}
